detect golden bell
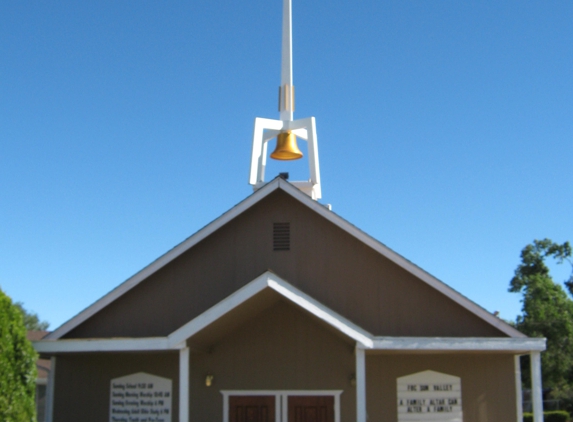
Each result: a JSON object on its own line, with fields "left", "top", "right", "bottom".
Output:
{"left": 270, "top": 131, "right": 303, "bottom": 160}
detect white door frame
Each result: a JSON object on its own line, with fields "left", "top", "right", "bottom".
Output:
{"left": 221, "top": 390, "right": 343, "bottom": 422}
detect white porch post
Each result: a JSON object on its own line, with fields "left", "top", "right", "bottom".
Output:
{"left": 45, "top": 356, "right": 56, "bottom": 422}
{"left": 180, "top": 347, "right": 190, "bottom": 422}
{"left": 530, "top": 351, "right": 543, "bottom": 422}
{"left": 515, "top": 355, "right": 523, "bottom": 422}
{"left": 356, "top": 344, "right": 366, "bottom": 422}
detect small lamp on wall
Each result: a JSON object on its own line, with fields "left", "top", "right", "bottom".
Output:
{"left": 350, "top": 374, "right": 356, "bottom": 386}
{"left": 205, "top": 374, "right": 214, "bottom": 387}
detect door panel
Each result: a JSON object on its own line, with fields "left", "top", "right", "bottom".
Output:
{"left": 288, "top": 396, "right": 334, "bottom": 422}
{"left": 230, "top": 396, "right": 275, "bottom": 422}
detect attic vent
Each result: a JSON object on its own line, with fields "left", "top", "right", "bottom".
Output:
{"left": 273, "top": 222, "right": 290, "bottom": 251}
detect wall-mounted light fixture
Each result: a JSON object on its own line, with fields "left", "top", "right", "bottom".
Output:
{"left": 350, "top": 374, "right": 356, "bottom": 386}
{"left": 205, "top": 374, "right": 214, "bottom": 387}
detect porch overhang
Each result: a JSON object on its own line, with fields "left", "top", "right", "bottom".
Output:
{"left": 34, "top": 272, "right": 545, "bottom": 355}
{"left": 34, "top": 335, "right": 546, "bottom": 354}
{"left": 35, "top": 271, "right": 372, "bottom": 353}
{"left": 367, "top": 336, "right": 546, "bottom": 353}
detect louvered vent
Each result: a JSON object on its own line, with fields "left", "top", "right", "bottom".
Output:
{"left": 273, "top": 222, "right": 290, "bottom": 251}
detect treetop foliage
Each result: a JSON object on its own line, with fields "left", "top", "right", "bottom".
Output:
{"left": 509, "top": 239, "right": 573, "bottom": 411}
{"left": 0, "top": 289, "right": 38, "bottom": 421}
{"left": 509, "top": 239, "right": 572, "bottom": 295}
{"left": 14, "top": 302, "right": 49, "bottom": 331}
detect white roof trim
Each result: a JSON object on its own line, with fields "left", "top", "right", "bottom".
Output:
{"left": 46, "top": 181, "right": 283, "bottom": 340}
{"left": 36, "top": 272, "right": 544, "bottom": 354}
{"left": 35, "top": 272, "right": 373, "bottom": 353}
{"left": 47, "top": 178, "right": 523, "bottom": 340}
{"left": 34, "top": 271, "right": 545, "bottom": 353}
{"left": 33, "top": 337, "right": 176, "bottom": 353}
{"left": 33, "top": 335, "right": 546, "bottom": 354}
{"left": 167, "top": 271, "right": 374, "bottom": 348}
{"left": 369, "top": 337, "right": 546, "bottom": 352}
{"left": 272, "top": 181, "right": 525, "bottom": 338}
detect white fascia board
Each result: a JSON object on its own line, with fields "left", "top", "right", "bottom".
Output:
{"left": 273, "top": 180, "right": 525, "bottom": 339}
{"left": 46, "top": 180, "right": 283, "bottom": 340}
{"left": 168, "top": 271, "right": 374, "bottom": 348}
{"left": 33, "top": 337, "right": 179, "bottom": 353}
{"left": 266, "top": 275, "right": 373, "bottom": 348}
{"left": 371, "top": 337, "right": 546, "bottom": 352}
{"left": 167, "top": 273, "right": 270, "bottom": 346}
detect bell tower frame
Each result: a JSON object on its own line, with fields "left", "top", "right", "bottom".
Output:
{"left": 248, "top": 0, "right": 321, "bottom": 200}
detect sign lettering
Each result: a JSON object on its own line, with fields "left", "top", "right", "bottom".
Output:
{"left": 109, "top": 373, "right": 172, "bottom": 422}
{"left": 397, "top": 370, "right": 462, "bottom": 422}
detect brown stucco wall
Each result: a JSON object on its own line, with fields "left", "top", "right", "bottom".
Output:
{"left": 65, "top": 189, "right": 507, "bottom": 339}
{"left": 53, "top": 352, "right": 179, "bottom": 422}
{"left": 366, "top": 354, "right": 517, "bottom": 422}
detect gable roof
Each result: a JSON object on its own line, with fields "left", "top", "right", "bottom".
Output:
{"left": 169, "top": 271, "right": 373, "bottom": 348}
{"left": 46, "top": 178, "right": 524, "bottom": 340}
{"left": 35, "top": 272, "right": 544, "bottom": 354}
{"left": 36, "top": 272, "right": 372, "bottom": 352}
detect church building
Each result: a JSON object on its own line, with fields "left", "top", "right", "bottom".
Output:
{"left": 34, "top": 1, "right": 545, "bottom": 421}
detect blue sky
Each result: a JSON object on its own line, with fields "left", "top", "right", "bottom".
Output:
{"left": 1, "top": 0, "right": 572, "bottom": 330}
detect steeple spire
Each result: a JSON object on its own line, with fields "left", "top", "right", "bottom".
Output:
{"left": 280, "top": 0, "right": 294, "bottom": 121}
{"left": 249, "top": 0, "right": 322, "bottom": 200}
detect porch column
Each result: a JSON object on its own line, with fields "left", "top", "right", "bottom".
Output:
{"left": 530, "top": 351, "right": 543, "bottom": 422}
{"left": 45, "top": 356, "right": 56, "bottom": 422}
{"left": 514, "top": 355, "right": 523, "bottom": 422}
{"left": 180, "top": 347, "right": 190, "bottom": 422}
{"left": 356, "top": 344, "right": 366, "bottom": 422}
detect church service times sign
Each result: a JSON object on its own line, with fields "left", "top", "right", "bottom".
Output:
{"left": 109, "top": 372, "right": 172, "bottom": 422}
{"left": 397, "top": 370, "right": 463, "bottom": 422}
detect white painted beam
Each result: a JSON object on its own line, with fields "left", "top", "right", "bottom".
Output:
{"left": 268, "top": 277, "right": 372, "bottom": 347}
{"left": 371, "top": 337, "right": 546, "bottom": 352}
{"left": 179, "top": 347, "right": 190, "bottom": 422}
{"left": 168, "top": 275, "right": 268, "bottom": 346}
{"left": 34, "top": 337, "right": 173, "bottom": 353}
{"left": 169, "top": 272, "right": 372, "bottom": 348}
{"left": 515, "top": 355, "right": 523, "bottom": 422}
{"left": 291, "top": 128, "right": 308, "bottom": 140}
{"left": 281, "top": 0, "right": 292, "bottom": 88}
{"left": 356, "top": 345, "right": 366, "bottom": 422}
{"left": 531, "top": 352, "right": 543, "bottom": 422}
{"left": 280, "top": 0, "right": 293, "bottom": 121}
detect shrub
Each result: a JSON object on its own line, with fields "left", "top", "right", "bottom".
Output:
{"left": 523, "top": 410, "right": 570, "bottom": 422}
{"left": 544, "top": 410, "right": 570, "bottom": 422}
{"left": 0, "top": 289, "right": 37, "bottom": 421}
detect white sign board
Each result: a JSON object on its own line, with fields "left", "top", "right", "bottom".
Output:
{"left": 397, "top": 370, "right": 462, "bottom": 422}
{"left": 109, "top": 372, "right": 172, "bottom": 422}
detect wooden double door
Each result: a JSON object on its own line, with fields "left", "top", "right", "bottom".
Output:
{"left": 229, "top": 395, "right": 335, "bottom": 422}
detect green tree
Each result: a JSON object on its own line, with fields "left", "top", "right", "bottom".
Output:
{"left": 509, "top": 239, "right": 573, "bottom": 409}
{"left": 0, "top": 289, "right": 37, "bottom": 421}
{"left": 14, "top": 302, "right": 49, "bottom": 331}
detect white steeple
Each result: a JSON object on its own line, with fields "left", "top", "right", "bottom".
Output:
{"left": 279, "top": 0, "right": 293, "bottom": 122}
{"left": 249, "top": 0, "right": 321, "bottom": 200}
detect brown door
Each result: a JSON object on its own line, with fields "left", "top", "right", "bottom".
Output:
{"left": 230, "top": 396, "right": 275, "bottom": 422}
{"left": 288, "top": 396, "right": 334, "bottom": 422}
